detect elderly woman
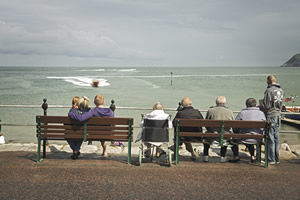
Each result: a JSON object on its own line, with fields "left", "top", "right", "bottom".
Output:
{"left": 136, "top": 102, "right": 172, "bottom": 157}
{"left": 67, "top": 96, "right": 91, "bottom": 159}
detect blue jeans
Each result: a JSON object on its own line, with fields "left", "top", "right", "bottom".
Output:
{"left": 67, "top": 140, "right": 83, "bottom": 152}
{"left": 267, "top": 116, "right": 281, "bottom": 162}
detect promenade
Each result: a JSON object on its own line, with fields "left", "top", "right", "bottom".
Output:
{"left": 0, "top": 143, "right": 300, "bottom": 200}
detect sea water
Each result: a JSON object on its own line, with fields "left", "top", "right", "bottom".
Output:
{"left": 0, "top": 66, "right": 299, "bottom": 144}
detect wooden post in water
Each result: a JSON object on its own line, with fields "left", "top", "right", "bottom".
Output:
{"left": 170, "top": 72, "right": 173, "bottom": 86}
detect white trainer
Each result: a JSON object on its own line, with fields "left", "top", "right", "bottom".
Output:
{"left": 203, "top": 155, "right": 209, "bottom": 162}
{"left": 220, "top": 157, "right": 227, "bottom": 163}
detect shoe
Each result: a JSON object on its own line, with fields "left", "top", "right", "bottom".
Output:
{"left": 269, "top": 161, "right": 276, "bottom": 165}
{"left": 276, "top": 161, "right": 280, "bottom": 164}
{"left": 191, "top": 154, "right": 197, "bottom": 161}
{"left": 250, "top": 156, "right": 256, "bottom": 163}
{"left": 203, "top": 156, "right": 209, "bottom": 162}
{"left": 71, "top": 151, "right": 80, "bottom": 159}
{"left": 220, "top": 157, "right": 227, "bottom": 163}
{"left": 156, "top": 151, "right": 166, "bottom": 158}
{"left": 71, "top": 152, "right": 76, "bottom": 160}
{"left": 229, "top": 158, "right": 240, "bottom": 163}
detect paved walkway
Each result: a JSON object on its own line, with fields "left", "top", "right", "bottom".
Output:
{"left": 0, "top": 151, "right": 299, "bottom": 200}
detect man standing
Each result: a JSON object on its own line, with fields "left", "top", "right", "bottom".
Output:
{"left": 173, "top": 97, "right": 203, "bottom": 161}
{"left": 262, "top": 74, "right": 284, "bottom": 164}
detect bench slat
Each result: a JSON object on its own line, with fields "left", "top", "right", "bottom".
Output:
{"left": 39, "top": 129, "right": 129, "bottom": 135}
{"left": 40, "top": 134, "right": 131, "bottom": 140}
{"left": 37, "top": 116, "right": 133, "bottom": 125}
{"left": 177, "top": 119, "right": 267, "bottom": 128}
{"left": 40, "top": 125, "right": 130, "bottom": 131}
{"left": 179, "top": 132, "right": 264, "bottom": 139}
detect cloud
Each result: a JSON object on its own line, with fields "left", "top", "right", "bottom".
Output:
{"left": 0, "top": 0, "right": 300, "bottom": 66}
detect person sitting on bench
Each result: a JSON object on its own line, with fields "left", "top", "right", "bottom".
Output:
{"left": 203, "top": 96, "right": 234, "bottom": 163}
{"left": 231, "top": 98, "right": 266, "bottom": 163}
{"left": 68, "top": 94, "right": 114, "bottom": 157}
{"left": 67, "top": 96, "right": 91, "bottom": 159}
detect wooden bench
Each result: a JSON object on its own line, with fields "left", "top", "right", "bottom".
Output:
{"left": 174, "top": 119, "right": 271, "bottom": 168}
{"left": 36, "top": 116, "right": 133, "bottom": 164}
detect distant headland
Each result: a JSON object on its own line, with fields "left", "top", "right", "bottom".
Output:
{"left": 281, "top": 53, "right": 300, "bottom": 67}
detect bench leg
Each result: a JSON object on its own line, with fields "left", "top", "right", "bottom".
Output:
{"left": 264, "top": 139, "right": 268, "bottom": 168}
{"left": 175, "top": 137, "right": 179, "bottom": 165}
{"left": 128, "top": 140, "right": 131, "bottom": 165}
{"left": 43, "top": 139, "right": 47, "bottom": 158}
{"left": 37, "top": 136, "right": 41, "bottom": 162}
{"left": 257, "top": 144, "right": 261, "bottom": 163}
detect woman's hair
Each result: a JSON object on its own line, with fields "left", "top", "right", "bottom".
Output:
{"left": 77, "top": 96, "right": 90, "bottom": 110}
{"left": 71, "top": 96, "right": 79, "bottom": 108}
{"left": 94, "top": 94, "right": 104, "bottom": 106}
{"left": 152, "top": 102, "right": 164, "bottom": 110}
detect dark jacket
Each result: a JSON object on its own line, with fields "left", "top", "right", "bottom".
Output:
{"left": 263, "top": 83, "right": 284, "bottom": 117}
{"left": 173, "top": 106, "right": 203, "bottom": 132}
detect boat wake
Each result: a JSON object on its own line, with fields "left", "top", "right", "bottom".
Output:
{"left": 47, "top": 76, "right": 110, "bottom": 87}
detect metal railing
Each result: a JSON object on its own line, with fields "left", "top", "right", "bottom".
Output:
{"left": 0, "top": 98, "right": 300, "bottom": 132}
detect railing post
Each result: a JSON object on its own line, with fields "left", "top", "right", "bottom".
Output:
{"left": 42, "top": 98, "right": 48, "bottom": 116}
{"left": 110, "top": 100, "right": 116, "bottom": 112}
{"left": 41, "top": 98, "right": 48, "bottom": 158}
{"left": 177, "top": 102, "right": 182, "bottom": 111}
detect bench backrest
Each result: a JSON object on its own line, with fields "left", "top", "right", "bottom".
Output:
{"left": 176, "top": 119, "right": 268, "bottom": 129}
{"left": 142, "top": 119, "right": 169, "bottom": 142}
{"left": 36, "top": 116, "right": 133, "bottom": 142}
{"left": 175, "top": 119, "right": 271, "bottom": 140}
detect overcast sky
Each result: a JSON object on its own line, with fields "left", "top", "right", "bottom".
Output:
{"left": 0, "top": 0, "right": 299, "bottom": 67}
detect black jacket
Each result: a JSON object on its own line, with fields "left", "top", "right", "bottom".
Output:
{"left": 173, "top": 106, "right": 203, "bottom": 132}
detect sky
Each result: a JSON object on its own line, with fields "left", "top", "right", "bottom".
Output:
{"left": 0, "top": 0, "right": 300, "bottom": 67}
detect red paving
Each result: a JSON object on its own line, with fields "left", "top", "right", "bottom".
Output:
{"left": 0, "top": 151, "right": 299, "bottom": 200}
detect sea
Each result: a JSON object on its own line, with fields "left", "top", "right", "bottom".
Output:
{"left": 0, "top": 66, "right": 300, "bottom": 144}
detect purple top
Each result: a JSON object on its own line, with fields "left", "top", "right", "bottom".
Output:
{"left": 68, "top": 107, "right": 114, "bottom": 122}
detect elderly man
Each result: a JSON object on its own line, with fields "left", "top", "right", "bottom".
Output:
{"left": 262, "top": 74, "right": 284, "bottom": 164}
{"left": 231, "top": 98, "right": 266, "bottom": 163}
{"left": 203, "top": 96, "right": 234, "bottom": 162}
{"left": 173, "top": 97, "right": 203, "bottom": 161}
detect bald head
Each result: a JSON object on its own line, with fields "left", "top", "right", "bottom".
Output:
{"left": 181, "top": 97, "right": 192, "bottom": 107}
{"left": 267, "top": 74, "right": 277, "bottom": 85}
{"left": 216, "top": 96, "right": 227, "bottom": 105}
